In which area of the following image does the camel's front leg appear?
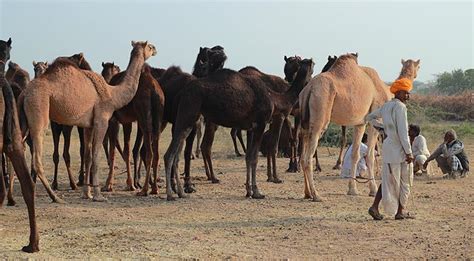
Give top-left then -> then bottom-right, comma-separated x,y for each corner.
90,120 -> 109,202
365,126 -> 379,196
62,125 -> 77,190
347,124 -> 366,196
266,115 -> 284,183
249,124 -> 266,199
102,120 -> 118,192
122,123 -> 135,191
200,121 -> 219,184
333,126 -> 346,170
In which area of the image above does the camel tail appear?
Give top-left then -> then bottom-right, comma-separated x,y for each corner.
16,93 -> 29,140
2,82 -> 17,145
300,87 -> 312,130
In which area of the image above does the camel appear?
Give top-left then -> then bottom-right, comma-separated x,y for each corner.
6,61 -> 30,98
33,61 -> 48,78
164,58 -> 314,200
0,37 -> 39,253
21,41 -> 157,202
285,55 -> 348,173
102,63 -> 164,196
298,53 -> 419,201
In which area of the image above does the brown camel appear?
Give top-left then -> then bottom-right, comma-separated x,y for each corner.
6,61 -> 30,98
164,58 -> 314,200
298,54 -> 419,201
102,63 -> 164,196
33,61 -> 48,78
21,41 -> 157,202
0,38 -> 39,253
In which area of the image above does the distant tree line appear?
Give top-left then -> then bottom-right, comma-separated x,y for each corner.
432,68 -> 473,95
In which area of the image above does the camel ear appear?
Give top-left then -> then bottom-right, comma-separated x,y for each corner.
112,62 -> 114,66
7,37 -> 11,47
401,59 -> 406,64
102,62 -> 105,67
32,61 -> 37,66
45,62 -> 48,66
415,59 -> 420,66
131,41 -> 137,47
284,55 -> 288,62
355,52 -> 359,58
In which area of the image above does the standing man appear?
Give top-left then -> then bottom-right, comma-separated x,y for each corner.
365,78 -> 414,220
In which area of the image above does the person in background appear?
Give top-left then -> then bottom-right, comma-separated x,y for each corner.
341,133 -> 369,179
408,124 -> 430,176
423,129 -> 469,179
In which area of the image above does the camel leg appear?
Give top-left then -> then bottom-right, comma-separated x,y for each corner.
81,128 -> 93,199
194,117 -> 202,159
287,116 -> 299,173
314,149 -> 322,172
132,127 -> 143,188
77,127 -> 85,186
365,126 -> 379,196
122,123 -> 135,191
30,126 -> 64,203
201,121 -> 219,184
90,120 -> 109,202
300,129 -> 324,202
237,129 -> 246,154
230,128 -> 243,157
6,159 -> 16,206
266,115 -> 285,183
333,126 -> 346,170
150,133 -> 160,195
348,124 -> 366,196
62,126 -> 77,190
50,122 -> 61,191
102,121 -> 119,192
249,124 -> 265,199
7,138 -> 39,252
0,155 -> 5,207
136,116 -> 153,196
245,130 -> 253,197
183,125 -> 197,193
164,130 -> 191,201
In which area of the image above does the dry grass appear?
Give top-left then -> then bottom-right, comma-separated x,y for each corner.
410,91 -> 474,121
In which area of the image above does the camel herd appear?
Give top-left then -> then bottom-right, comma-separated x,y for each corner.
0,37 -> 420,252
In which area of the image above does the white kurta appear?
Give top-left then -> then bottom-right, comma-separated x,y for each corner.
366,98 -> 413,215
412,135 -> 430,172
341,143 -> 368,178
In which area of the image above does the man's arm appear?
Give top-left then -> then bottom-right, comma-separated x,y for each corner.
395,104 -> 412,155
442,141 -> 464,157
426,143 -> 444,162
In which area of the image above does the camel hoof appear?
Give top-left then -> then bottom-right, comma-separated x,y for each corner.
211,178 -> 220,184
92,195 -> 108,202
347,189 -> 359,196
76,181 -> 84,187
251,193 -> 265,199
304,194 -> 312,199
136,190 -> 148,197
52,182 -> 58,191
101,186 -> 113,192
332,165 -> 341,170
166,195 -> 175,201
312,195 -> 324,202
368,191 -> 376,197
53,197 -> 66,204
184,185 -> 196,194
235,153 -> 243,157
315,166 -> 322,172
245,192 -> 252,198
178,193 -> 188,199
7,199 -> 16,206
70,183 -> 78,191
150,189 -> 158,195
266,177 -> 274,182
272,178 -> 283,184
22,243 -> 39,253
82,193 -> 92,200
126,185 -> 137,191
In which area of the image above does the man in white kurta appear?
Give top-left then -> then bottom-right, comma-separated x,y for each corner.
409,124 -> 430,174
366,78 -> 414,220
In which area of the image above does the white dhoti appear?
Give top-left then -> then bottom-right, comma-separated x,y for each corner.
381,162 -> 413,216
413,155 -> 427,173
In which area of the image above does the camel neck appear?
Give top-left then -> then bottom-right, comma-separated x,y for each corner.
398,69 -> 416,81
111,48 -> 144,109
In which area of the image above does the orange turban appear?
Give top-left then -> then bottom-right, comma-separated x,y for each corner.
390,78 -> 413,94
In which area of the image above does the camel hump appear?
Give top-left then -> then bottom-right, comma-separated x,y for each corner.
82,71 -> 112,100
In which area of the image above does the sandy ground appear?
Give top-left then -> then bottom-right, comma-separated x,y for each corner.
0,125 -> 472,259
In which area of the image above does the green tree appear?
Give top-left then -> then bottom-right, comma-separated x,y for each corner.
434,69 -> 474,95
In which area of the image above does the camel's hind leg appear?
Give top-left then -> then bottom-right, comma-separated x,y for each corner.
122,123 -> 135,191
6,159 -> 15,206
365,126 -> 379,196
50,122 -> 61,191
347,124 -> 366,196
30,126 -> 64,203
62,125 -> 77,190
300,129 -> 324,202
201,121 -> 219,184
333,126 -> 347,170
103,120 -> 119,192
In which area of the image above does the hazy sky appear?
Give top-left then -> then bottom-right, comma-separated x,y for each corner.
1,0 -> 472,82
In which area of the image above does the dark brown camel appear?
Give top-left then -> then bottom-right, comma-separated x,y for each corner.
284,55 -> 347,173
102,63 -> 164,196
164,58 -> 314,200
260,117 -> 292,158
155,46 -> 227,194
0,37 -> 39,253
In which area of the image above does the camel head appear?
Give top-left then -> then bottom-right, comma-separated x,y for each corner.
401,59 -> 421,79
131,41 -> 157,61
193,45 -> 227,77
321,55 -> 337,73
295,58 -> 315,86
33,61 -> 49,78
101,61 -> 121,82
0,37 -> 12,63
284,55 -> 302,83
8,61 -> 20,71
